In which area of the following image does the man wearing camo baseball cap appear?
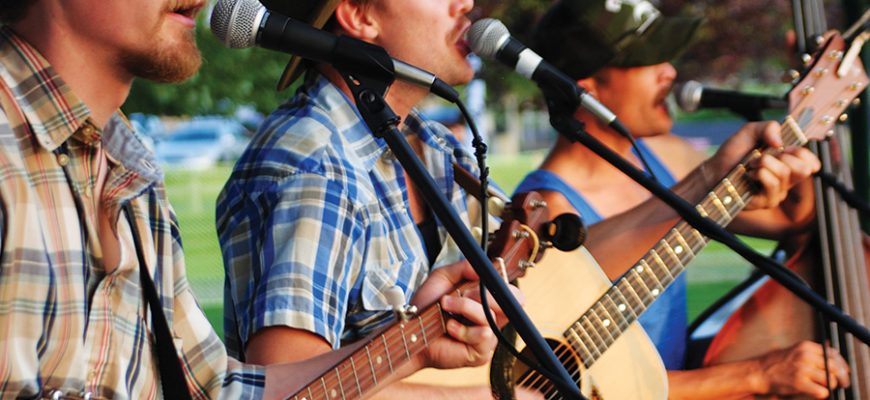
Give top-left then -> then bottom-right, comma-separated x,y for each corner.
516,0 -> 849,398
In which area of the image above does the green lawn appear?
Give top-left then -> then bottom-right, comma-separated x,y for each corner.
163,153 -> 764,337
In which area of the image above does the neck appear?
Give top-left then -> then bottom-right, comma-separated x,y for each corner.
322,67 -> 427,123
542,113 -> 636,179
10,21 -> 131,128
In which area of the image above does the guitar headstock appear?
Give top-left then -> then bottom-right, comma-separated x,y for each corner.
787,31 -> 869,143
487,192 -> 584,282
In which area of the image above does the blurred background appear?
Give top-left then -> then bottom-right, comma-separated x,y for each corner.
123,0 -> 867,335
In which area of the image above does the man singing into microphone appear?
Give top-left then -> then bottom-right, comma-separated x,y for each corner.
216,0 -> 829,398
516,0 -> 850,397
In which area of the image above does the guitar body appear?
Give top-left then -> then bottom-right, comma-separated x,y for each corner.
405,247 -> 667,399
511,247 -> 667,399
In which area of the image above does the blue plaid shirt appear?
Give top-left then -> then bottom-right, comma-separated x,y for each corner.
217,75 -> 481,357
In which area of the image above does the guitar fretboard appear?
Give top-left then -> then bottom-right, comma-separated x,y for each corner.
290,305 -> 447,400
564,117 -> 808,369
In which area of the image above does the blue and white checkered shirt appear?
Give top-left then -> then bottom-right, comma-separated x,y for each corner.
217,75 -> 481,358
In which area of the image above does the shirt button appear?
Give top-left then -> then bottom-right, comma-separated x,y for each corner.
434,137 -> 447,146
57,153 -> 70,166
81,125 -> 95,136
381,149 -> 394,162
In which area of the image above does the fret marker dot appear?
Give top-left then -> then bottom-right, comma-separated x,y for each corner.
651,289 -> 660,296
723,196 -> 733,205
636,265 -> 644,273
331,390 -> 338,398
410,334 -> 418,343
618,304 -> 627,312
674,245 -> 683,254
376,356 -> 382,364
603,319 -> 611,327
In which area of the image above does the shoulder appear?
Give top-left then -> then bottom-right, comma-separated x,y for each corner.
642,134 -> 706,180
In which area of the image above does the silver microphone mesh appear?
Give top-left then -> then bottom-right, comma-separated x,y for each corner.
674,80 -> 703,112
467,18 -> 509,59
210,0 -> 265,49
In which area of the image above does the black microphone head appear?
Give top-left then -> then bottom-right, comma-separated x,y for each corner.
210,0 -> 266,49
468,18 -> 510,59
673,80 -> 703,113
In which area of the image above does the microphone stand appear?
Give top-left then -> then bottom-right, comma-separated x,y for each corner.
547,110 -> 870,347
330,40 -> 584,400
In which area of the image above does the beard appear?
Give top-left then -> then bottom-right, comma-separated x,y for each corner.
121,28 -> 202,83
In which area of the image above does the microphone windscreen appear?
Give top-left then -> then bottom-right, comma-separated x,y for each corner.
468,18 -> 509,59
210,0 -> 262,48
673,80 -> 703,113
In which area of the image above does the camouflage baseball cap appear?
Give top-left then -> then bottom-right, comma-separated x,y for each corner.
262,0 -> 341,91
533,0 -> 702,79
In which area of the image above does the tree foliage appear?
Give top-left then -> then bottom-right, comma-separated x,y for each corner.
124,0 -> 849,116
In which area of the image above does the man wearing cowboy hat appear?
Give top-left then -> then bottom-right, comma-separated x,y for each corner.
516,0 -> 849,397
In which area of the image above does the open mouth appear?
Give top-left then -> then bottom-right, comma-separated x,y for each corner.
170,0 -> 204,19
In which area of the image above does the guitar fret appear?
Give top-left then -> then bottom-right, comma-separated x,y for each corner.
335,368 -> 346,400
612,286 -> 639,321
601,295 -> 627,332
400,324 -> 411,360
661,239 -> 685,273
566,327 -> 593,365
417,317 -> 429,346
365,345 -> 377,386
621,274 -> 645,312
579,316 -> 606,357
695,203 -> 709,218
721,178 -> 745,208
589,305 -> 615,347
649,248 -> 675,284
636,260 -> 662,295
689,227 -> 706,248
708,192 -> 731,224
321,377 -> 329,399
349,356 -> 362,396
670,229 -> 695,265
308,386 -> 314,400
381,336 -> 394,373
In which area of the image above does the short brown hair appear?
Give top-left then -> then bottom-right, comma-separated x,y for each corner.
0,1 -> 34,24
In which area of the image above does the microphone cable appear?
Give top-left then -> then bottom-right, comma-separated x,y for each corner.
449,97 -> 585,398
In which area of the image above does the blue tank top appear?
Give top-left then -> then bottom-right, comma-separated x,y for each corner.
515,139 -> 688,370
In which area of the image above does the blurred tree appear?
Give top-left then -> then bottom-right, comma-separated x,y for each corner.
124,19 -> 290,116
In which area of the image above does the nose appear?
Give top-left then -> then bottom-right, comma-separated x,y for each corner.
659,62 -> 677,83
451,0 -> 474,17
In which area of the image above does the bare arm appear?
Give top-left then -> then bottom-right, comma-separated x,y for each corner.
585,122 -> 820,279
668,341 -> 850,399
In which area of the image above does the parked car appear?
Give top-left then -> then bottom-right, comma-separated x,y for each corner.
155,119 -> 249,170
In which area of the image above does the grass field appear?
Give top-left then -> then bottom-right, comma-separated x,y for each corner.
163,151 -> 769,335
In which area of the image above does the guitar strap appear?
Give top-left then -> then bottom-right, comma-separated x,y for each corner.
124,203 -> 193,400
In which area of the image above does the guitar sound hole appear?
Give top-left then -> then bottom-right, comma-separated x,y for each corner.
514,339 -> 584,399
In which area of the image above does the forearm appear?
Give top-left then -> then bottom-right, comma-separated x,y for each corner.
668,360 -> 764,400
585,163 -> 712,279
371,382 -> 491,399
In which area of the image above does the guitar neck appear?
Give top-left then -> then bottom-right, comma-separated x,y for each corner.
565,117 -> 808,369
289,304 -> 448,400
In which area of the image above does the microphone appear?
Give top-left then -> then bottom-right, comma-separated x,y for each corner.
674,80 -> 788,120
210,0 -> 459,102
467,18 -> 627,135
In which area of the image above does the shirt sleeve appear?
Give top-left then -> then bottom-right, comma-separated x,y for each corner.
222,171 -> 368,349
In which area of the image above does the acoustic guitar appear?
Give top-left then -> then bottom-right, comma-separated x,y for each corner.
264,191 -> 567,399
490,30 -> 868,399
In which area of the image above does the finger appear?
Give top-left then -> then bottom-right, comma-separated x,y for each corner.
828,350 -> 851,387
446,319 -> 495,346
759,121 -> 784,148
776,152 -> 816,182
785,147 -> 821,173
751,167 -> 785,208
441,294 -> 490,327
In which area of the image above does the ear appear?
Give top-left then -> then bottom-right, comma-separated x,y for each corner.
577,77 -> 599,98
333,0 -> 379,41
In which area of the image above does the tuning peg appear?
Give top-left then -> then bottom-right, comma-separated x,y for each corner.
385,286 -> 417,322
543,213 -> 586,252
801,53 -> 813,66
839,114 -> 849,122
782,69 -> 800,83
487,196 -> 506,217
853,98 -> 862,107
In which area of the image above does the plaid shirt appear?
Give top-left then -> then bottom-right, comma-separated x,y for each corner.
0,27 -> 264,399
217,75 -> 481,357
